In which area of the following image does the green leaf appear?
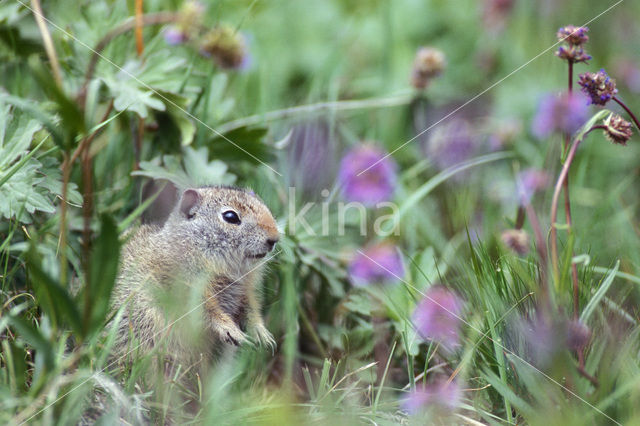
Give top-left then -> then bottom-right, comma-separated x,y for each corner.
0,94 -> 64,147
482,367 -> 537,419
343,293 -> 373,316
85,215 -> 121,336
84,78 -> 104,130
133,146 -> 236,189
7,315 -> 55,371
105,74 -> 165,119
0,102 -> 40,170
0,102 -> 78,222
573,109 -> 611,144
580,260 -> 619,323
28,251 -> 83,336
159,91 -> 196,146
208,126 -> 273,164
206,73 -> 235,121
182,146 -> 236,186
2,339 -> 27,393
398,152 -> 513,219
38,157 -> 83,206
411,246 -> 437,292
0,4 -> 44,57
133,156 -> 191,189
101,50 -> 188,119
29,56 -> 85,143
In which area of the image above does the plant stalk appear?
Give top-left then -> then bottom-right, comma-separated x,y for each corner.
514,206 -> 525,230
81,138 -> 93,335
31,0 -> 63,87
59,153 -> 70,286
577,350 -> 598,387
135,0 -> 145,56
79,102 -> 113,334
613,96 -> 640,131
550,127 -> 601,285
564,60 -> 580,319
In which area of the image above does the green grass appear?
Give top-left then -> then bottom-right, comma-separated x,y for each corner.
2,0 -> 640,424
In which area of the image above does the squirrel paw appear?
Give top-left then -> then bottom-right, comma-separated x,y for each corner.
213,322 -> 247,347
250,323 -> 276,353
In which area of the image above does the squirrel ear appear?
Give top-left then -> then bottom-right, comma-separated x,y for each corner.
179,189 -> 201,219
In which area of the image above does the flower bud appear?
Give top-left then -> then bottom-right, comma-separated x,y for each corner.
411,47 -> 446,89
555,25 -> 591,64
602,113 -> 633,145
556,25 -> 589,46
578,69 -> 618,106
200,25 -> 248,69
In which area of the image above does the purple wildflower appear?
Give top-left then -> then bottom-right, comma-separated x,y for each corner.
555,25 -> 591,64
516,168 -> 550,204
556,46 -> 591,64
427,119 -> 477,171
339,144 -> 397,206
556,25 -> 589,46
578,69 -> 618,106
566,320 -> 591,351
403,379 -> 462,415
602,113 -> 633,145
164,27 -> 188,45
412,286 -> 463,351
348,243 -> 404,287
532,93 -> 589,139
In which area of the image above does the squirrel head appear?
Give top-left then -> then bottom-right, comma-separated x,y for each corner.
162,186 -> 279,271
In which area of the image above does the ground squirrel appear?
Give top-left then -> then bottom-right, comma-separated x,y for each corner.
112,186 -> 279,368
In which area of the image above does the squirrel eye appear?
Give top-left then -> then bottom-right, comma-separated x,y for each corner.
222,210 -> 241,225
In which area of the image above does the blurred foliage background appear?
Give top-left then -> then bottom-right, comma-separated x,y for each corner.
1,0 -> 640,424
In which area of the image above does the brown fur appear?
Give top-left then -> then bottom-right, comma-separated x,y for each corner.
111,186 -> 279,369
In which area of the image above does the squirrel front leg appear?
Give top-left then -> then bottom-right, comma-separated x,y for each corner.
204,297 -> 247,346
245,286 -> 276,351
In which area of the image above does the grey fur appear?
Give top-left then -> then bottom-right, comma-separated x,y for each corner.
111,186 -> 279,369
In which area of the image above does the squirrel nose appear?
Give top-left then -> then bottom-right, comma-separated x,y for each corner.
266,238 -> 278,251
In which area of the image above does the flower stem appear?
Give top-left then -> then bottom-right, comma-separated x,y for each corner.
562,176 -> 580,318
568,61 -> 573,94
564,59 -> 580,319
515,206 -> 525,230
59,153 -> 70,286
80,101 -> 113,337
135,0 -> 145,56
613,96 -> 640,132
550,127 -> 599,287
577,350 -> 599,387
